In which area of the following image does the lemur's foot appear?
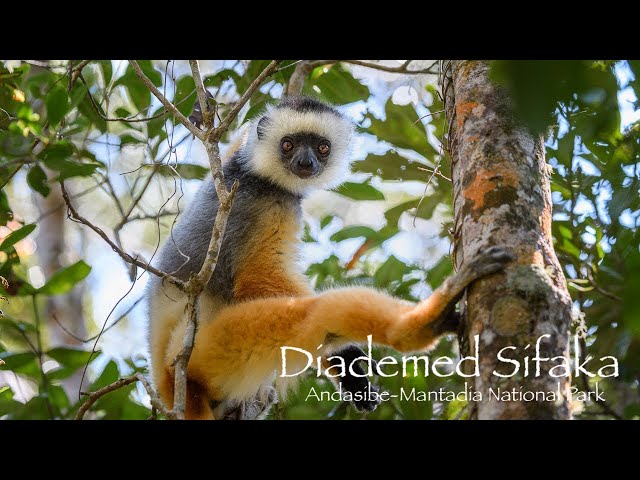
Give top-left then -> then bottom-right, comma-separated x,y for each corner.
352,383 -> 382,412
332,345 -> 382,413
459,246 -> 514,284
219,385 -> 277,420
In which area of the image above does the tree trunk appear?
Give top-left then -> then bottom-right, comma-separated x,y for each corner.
29,62 -> 87,398
444,60 -> 573,419
34,175 -> 88,397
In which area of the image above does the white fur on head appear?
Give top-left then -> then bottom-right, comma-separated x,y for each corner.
243,101 -> 354,195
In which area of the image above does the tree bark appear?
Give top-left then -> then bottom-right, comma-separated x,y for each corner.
34,176 -> 88,397
444,60 -> 573,419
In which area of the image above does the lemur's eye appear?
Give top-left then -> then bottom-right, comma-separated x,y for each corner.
281,138 -> 294,153
318,140 -> 331,156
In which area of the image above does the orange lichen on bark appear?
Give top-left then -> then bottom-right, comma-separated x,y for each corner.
456,101 -> 478,128
463,167 -> 521,211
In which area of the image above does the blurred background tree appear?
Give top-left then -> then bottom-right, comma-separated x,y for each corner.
0,59 -> 637,420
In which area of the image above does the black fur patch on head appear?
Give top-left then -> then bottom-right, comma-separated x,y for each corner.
257,116 -> 270,140
276,95 -> 343,117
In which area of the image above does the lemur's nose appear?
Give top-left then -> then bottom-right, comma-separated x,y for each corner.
298,156 -> 312,168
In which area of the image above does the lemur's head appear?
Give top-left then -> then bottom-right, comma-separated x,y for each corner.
244,96 -> 354,195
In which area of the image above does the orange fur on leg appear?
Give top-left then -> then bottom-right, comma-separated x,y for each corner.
185,285 -> 455,404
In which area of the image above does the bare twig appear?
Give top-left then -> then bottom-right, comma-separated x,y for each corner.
136,373 -> 175,419
127,210 -> 178,222
60,181 -> 185,290
69,60 -> 91,88
344,59 -> 439,75
285,61 -> 313,96
586,265 -> 622,302
74,373 -> 173,420
128,60 -> 203,139
75,375 -> 139,420
52,296 -> 143,344
189,60 -> 213,129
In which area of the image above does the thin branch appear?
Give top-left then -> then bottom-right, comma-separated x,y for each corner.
127,210 -> 178,223
52,296 -> 143,344
285,60 -> 313,96
128,60 -> 203,139
75,375 -> 138,420
189,60 -> 213,129
135,373 -> 175,419
60,181 -> 185,290
343,59 -> 439,75
116,166 -> 158,230
80,73 -> 197,124
69,60 -> 91,88
586,265 -> 622,302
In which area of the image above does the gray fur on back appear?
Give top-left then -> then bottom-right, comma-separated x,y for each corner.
148,150 -> 302,302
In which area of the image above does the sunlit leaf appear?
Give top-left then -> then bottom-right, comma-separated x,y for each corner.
0,224 -> 36,252
27,165 -> 50,197
334,182 -> 384,201
38,260 -> 91,295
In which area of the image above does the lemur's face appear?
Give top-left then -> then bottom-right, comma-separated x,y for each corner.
246,98 -> 354,196
278,132 -> 331,179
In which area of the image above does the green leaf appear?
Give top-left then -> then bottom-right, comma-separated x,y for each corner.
39,142 -> 100,180
0,224 -> 36,252
305,64 -> 370,105
116,61 -> 161,112
76,93 -> 107,133
115,107 -> 131,118
147,106 -> 167,139
204,68 -> 241,88
384,192 -> 445,227
320,215 -> 334,229
67,84 -> 87,112
120,133 -> 144,146
330,226 -> 377,242
156,163 -> 209,180
27,165 -> 50,197
99,60 -> 113,85
47,348 -> 97,380
38,260 -> 91,295
173,76 -> 197,118
427,256 -> 453,289
354,150 -> 432,182
0,386 -> 22,417
364,99 -> 436,159
46,87 -> 69,127
334,182 -> 384,201
245,95 -> 277,123
375,255 -> 410,288
0,191 -> 12,225
307,255 -> 345,286
0,351 -> 38,376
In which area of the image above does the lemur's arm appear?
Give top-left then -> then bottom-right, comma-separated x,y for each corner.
170,246 -> 512,417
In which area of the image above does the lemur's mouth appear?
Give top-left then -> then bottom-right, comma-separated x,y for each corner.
291,168 -> 318,179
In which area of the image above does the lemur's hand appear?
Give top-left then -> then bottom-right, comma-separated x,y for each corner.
458,246 -> 514,284
429,246 -> 514,337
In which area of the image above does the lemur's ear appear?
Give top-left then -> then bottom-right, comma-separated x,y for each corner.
257,116 -> 270,140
